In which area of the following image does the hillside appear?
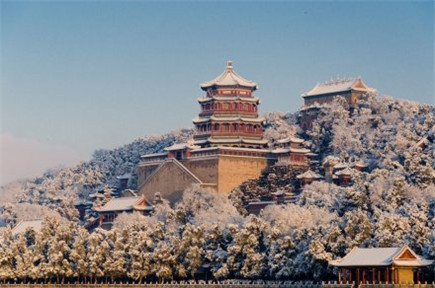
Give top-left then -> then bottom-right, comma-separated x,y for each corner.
0,93 -> 434,282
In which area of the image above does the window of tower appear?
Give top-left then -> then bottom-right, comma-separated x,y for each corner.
253,104 -> 257,112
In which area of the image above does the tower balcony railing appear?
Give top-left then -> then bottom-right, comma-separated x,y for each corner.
194,130 -> 263,137
199,110 -> 258,117
207,89 -> 253,97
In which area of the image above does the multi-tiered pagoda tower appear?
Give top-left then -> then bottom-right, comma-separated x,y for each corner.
137,61 -> 271,204
193,61 -> 267,148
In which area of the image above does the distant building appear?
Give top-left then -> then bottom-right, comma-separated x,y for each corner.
95,196 -> 153,229
330,246 -> 433,284
299,78 -> 375,130
296,170 -> 323,186
271,136 -> 311,166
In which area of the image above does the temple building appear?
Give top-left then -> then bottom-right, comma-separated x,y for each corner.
330,246 -> 433,284
299,78 -> 375,130
95,196 -> 153,229
193,60 -> 268,148
271,136 -> 311,166
138,61 -> 273,204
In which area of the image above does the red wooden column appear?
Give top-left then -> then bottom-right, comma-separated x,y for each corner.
339,269 -> 342,284
385,267 -> 390,283
372,268 -> 376,283
357,268 -> 360,285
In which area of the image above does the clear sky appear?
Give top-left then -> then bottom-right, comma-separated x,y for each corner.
1,1 -> 434,185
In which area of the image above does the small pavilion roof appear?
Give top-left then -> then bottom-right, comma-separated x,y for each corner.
330,246 -> 433,267
200,61 -> 258,91
96,196 -> 152,213
335,166 -> 354,176
296,170 -> 323,180
12,219 -> 43,236
302,78 -> 372,98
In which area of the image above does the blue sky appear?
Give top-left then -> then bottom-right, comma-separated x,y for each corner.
1,1 -> 434,184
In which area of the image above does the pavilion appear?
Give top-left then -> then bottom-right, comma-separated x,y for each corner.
330,246 -> 433,284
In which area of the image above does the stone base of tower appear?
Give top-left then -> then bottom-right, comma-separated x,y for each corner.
137,147 -> 271,205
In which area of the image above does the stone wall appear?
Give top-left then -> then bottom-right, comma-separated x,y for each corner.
138,160 -> 201,204
182,157 -> 219,184
218,155 -> 268,193
137,163 -> 161,190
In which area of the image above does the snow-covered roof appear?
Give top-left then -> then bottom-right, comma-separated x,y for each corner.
353,160 -> 368,168
302,78 -> 372,98
322,156 -> 341,166
296,170 -> 323,179
198,96 -> 260,103
116,173 -> 131,180
200,61 -> 258,90
335,167 -> 354,176
330,246 -> 433,267
192,116 -> 265,124
208,138 -> 242,144
333,163 -> 348,170
191,145 -> 269,153
165,143 -> 189,151
271,147 -> 311,154
12,219 -> 43,236
277,136 -> 304,144
141,152 -> 168,159
242,138 -> 268,145
96,196 -> 151,213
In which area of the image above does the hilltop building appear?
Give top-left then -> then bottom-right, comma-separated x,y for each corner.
299,78 -> 374,130
137,61 -> 273,204
137,61 -> 314,205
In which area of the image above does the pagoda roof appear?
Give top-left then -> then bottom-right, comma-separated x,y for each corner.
200,61 -> 258,91
271,147 -> 311,154
192,116 -> 265,124
242,138 -> 268,145
302,78 -> 373,98
330,246 -> 433,267
198,96 -> 260,103
205,137 -> 268,145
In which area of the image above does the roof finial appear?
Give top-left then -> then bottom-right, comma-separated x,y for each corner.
226,60 -> 233,71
